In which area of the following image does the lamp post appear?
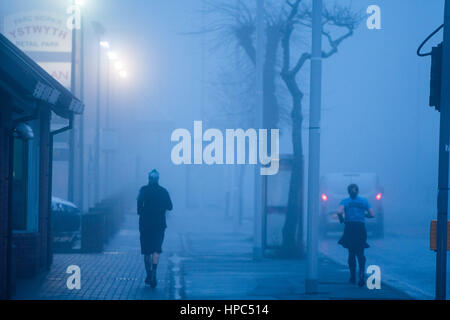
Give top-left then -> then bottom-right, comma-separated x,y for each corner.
78,2 -> 85,211
90,21 -> 128,203
92,21 -> 106,203
106,59 -> 128,196
305,0 -> 323,294
69,0 -> 85,204
95,38 -> 127,200
253,0 -> 264,260
105,53 -> 118,197
105,54 -> 114,197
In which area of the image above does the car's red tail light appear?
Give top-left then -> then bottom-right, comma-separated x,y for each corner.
376,193 -> 382,201
321,194 -> 327,202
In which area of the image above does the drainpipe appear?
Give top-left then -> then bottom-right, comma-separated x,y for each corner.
47,114 -> 74,268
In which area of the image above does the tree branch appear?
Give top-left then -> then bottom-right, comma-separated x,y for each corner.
320,3 -> 362,59
281,0 -> 303,77
234,24 -> 256,65
291,52 -> 311,75
321,28 -> 353,58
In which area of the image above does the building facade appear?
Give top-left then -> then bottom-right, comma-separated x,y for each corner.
0,33 -> 83,299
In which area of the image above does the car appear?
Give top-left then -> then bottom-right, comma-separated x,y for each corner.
319,172 -> 384,238
51,197 -> 81,248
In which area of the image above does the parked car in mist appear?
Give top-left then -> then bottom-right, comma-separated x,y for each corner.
51,197 -> 81,248
319,172 -> 384,238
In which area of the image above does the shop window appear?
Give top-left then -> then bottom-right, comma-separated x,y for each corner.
12,119 -> 40,232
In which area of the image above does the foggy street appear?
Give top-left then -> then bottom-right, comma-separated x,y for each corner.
1,0 -> 450,305
14,206 -> 411,300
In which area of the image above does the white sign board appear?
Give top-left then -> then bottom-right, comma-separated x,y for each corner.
3,11 -> 72,52
38,62 -> 71,89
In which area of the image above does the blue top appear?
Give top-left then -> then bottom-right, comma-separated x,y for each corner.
339,196 -> 371,223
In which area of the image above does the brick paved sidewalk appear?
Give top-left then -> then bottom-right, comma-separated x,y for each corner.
13,213 -> 179,300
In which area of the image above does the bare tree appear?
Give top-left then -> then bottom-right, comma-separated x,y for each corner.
201,0 -> 286,129
280,0 -> 361,255
199,0 -> 286,230
200,0 -> 362,256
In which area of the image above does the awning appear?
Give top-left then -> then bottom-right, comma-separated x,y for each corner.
0,33 -> 84,119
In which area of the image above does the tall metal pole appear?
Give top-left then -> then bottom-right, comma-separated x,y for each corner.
305,0 -> 322,294
69,1 -> 84,207
435,0 -> 450,301
95,40 -> 101,203
253,0 -> 264,260
68,0 -> 77,202
78,10 -> 85,211
106,60 -> 111,129
104,58 -> 110,197
200,1 -> 206,120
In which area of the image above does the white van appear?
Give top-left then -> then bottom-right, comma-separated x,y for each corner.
319,172 -> 384,237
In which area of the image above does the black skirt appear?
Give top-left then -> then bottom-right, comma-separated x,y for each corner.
139,220 -> 166,255
338,221 -> 370,251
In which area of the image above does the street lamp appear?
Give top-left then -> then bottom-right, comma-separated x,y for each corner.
68,0 -> 86,207
92,32 -> 130,200
104,48 -> 126,197
118,70 -> 128,79
114,60 -> 124,71
92,21 -> 106,204
100,40 -> 110,49
108,51 -> 119,60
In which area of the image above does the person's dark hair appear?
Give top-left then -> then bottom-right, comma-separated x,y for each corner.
347,183 -> 359,199
148,169 -> 159,185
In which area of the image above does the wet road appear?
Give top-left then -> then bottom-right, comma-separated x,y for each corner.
319,224 -> 450,299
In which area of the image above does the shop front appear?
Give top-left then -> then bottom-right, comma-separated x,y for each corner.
0,33 -> 83,299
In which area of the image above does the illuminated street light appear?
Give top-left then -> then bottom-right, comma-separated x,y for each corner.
114,61 -> 125,71
100,41 -> 110,49
108,51 -> 119,60
118,70 -> 128,78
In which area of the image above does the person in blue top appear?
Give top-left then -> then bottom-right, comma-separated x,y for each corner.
337,184 -> 375,287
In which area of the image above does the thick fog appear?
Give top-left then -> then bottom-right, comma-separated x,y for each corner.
2,0 -> 444,228
2,0 -> 448,299
2,0 -> 444,224
321,0 -> 442,230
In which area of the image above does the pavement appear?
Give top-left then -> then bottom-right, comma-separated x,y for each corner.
320,226 -> 450,300
14,212 -> 173,300
13,208 -> 412,300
